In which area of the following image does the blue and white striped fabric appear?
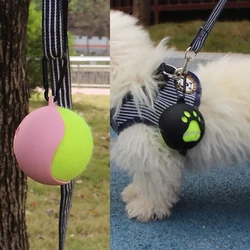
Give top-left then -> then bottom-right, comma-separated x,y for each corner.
189,0 -> 227,53
111,64 -> 202,134
42,1 -> 74,250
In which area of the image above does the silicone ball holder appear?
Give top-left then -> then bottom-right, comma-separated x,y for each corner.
14,96 -> 69,185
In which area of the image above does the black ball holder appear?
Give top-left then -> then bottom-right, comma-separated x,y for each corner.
159,102 -> 205,151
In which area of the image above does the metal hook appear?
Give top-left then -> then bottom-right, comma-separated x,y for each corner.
185,46 -> 196,61
174,47 -> 197,79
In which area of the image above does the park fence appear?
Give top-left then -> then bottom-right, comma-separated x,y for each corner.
70,56 -> 110,88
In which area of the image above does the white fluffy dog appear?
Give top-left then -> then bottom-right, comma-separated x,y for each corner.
110,10 -> 250,222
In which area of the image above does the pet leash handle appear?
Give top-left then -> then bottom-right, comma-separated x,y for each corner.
174,47 -> 196,77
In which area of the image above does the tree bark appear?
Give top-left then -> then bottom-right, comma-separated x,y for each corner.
0,0 -> 30,249
133,0 -> 151,26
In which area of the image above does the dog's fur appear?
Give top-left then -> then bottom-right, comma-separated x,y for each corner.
110,10 -> 250,222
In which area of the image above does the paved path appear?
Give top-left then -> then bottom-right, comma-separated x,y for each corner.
111,128 -> 250,250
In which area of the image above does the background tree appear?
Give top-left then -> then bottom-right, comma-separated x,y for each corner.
68,0 -> 110,38
0,0 -> 30,249
133,0 -> 151,26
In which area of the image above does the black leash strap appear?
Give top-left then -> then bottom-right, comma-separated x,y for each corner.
189,0 -> 227,54
42,0 -> 74,249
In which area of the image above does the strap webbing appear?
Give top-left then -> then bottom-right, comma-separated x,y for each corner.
59,181 -> 74,250
42,0 -> 74,249
189,0 -> 227,53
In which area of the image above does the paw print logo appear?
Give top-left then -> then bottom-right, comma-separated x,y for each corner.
181,110 -> 202,142
159,103 -> 205,151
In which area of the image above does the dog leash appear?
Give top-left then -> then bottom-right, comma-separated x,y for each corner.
177,0 -> 228,75
42,0 -> 74,249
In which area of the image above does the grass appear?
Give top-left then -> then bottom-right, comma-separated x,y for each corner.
147,20 -> 250,54
26,93 -> 110,250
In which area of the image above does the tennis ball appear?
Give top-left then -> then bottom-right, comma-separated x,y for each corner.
13,98 -> 93,185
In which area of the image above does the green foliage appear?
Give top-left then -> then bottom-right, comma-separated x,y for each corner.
32,0 -> 42,10
26,2 -> 43,89
27,2 -> 43,57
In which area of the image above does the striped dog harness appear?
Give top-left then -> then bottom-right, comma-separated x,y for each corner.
111,63 -> 202,134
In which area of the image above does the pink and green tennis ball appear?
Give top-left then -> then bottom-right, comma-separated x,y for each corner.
13,98 -> 93,185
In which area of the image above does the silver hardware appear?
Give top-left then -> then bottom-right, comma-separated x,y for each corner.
174,47 -> 197,81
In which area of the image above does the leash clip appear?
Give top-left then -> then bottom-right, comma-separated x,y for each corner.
185,46 -> 196,61
174,47 -> 196,80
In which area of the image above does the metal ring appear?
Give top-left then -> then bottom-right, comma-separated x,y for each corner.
185,47 -> 196,61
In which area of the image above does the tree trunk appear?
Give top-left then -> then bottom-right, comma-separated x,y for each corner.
0,0 -> 30,249
133,0 -> 151,26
